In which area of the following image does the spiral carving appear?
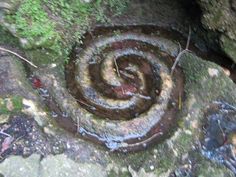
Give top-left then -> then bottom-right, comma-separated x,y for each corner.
62,28 -> 184,151
70,33 -> 174,120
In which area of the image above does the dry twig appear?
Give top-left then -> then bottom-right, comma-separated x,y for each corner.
0,46 -> 38,68
171,27 -> 192,75
114,58 -> 120,77
0,131 -> 12,137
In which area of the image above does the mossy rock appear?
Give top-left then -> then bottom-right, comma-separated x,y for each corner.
220,35 -> 236,63
196,0 -> 236,63
1,0 -> 130,66
0,95 -> 23,114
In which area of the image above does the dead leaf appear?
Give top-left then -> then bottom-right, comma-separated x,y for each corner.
1,136 -> 14,154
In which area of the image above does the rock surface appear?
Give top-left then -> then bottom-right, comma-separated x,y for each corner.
0,0 -> 236,176
0,52 -> 235,177
197,0 -> 236,63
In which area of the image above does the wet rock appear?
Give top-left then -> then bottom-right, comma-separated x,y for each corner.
0,154 -> 106,177
0,54 -> 50,127
0,55 -> 37,100
40,154 -> 106,177
0,115 -> 67,159
0,114 -> 9,124
0,154 -> 41,177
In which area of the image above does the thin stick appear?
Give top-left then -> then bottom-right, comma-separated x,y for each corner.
186,26 -> 191,49
126,92 -> 151,100
114,58 -> 120,77
217,119 -> 226,140
0,46 -> 38,68
171,49 -> 190,75
178,92 -> 182,110
0,131 -> 12,137
76,99 -> 96,110
178,42 -> 182,52
77,116 -> 80,132
171,27 -> 192,75
230,145 -> 236,160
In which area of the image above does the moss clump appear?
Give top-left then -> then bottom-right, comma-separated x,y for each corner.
179,53 -> 236,103
6,0 -> 61,51
3,0 -> 129,65
0,96 -> 23,114
44,0 -> 129,43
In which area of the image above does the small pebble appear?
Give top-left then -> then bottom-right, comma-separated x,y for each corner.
150,165 -> 154,170
208,68 -> 219,77
62,112 -> 69,118
51,112 -> 58,118
222,67 -> 230,76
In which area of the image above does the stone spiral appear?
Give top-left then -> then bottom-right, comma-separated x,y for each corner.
34,27 -> 184,151
63,29 -> 184,151
69,33 -> 174,120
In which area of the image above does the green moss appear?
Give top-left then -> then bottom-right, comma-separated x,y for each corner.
176,133 -> 192,151
11,95 -> 23,110
179,53 -> 236,103
3,0 -> 129,65
0,96 -> 23,114
44,0 -> 129,42
155,153 -> 176,175
6,0 -> 60,50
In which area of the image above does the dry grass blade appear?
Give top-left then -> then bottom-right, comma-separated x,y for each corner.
0,46 -> 38,68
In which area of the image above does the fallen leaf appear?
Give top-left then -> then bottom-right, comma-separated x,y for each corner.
1,136 -> 14,153
32,77 -> 42,88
